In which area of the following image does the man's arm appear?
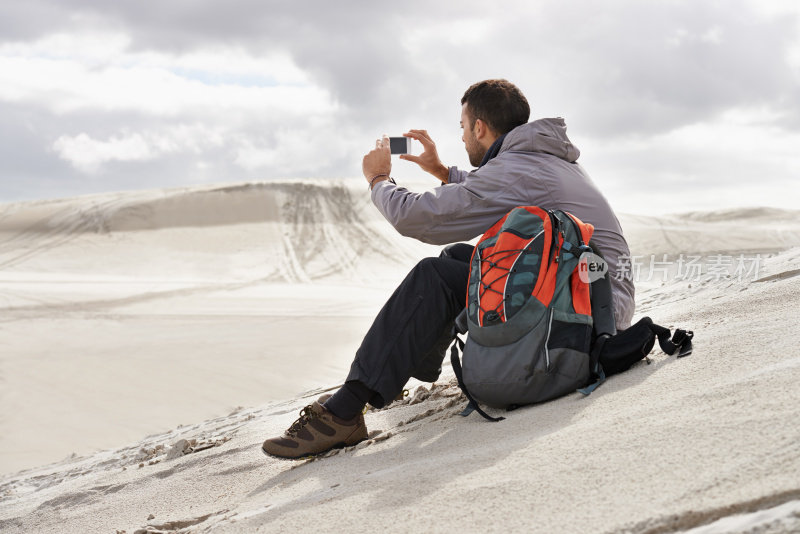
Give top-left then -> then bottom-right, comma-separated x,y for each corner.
370,178 -> 489,245
362,130 -> 468,187
362,130 -> 505,244
362,136 -> 393,189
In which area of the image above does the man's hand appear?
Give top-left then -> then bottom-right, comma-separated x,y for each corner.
400,130 -> 449,184
363,136 -> 391,187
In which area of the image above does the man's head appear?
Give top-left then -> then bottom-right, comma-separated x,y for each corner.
460,79 -> 530,166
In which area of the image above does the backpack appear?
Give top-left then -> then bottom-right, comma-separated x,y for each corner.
449,206 -> 693,421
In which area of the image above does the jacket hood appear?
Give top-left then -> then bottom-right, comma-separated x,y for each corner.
500,118 -> 580,163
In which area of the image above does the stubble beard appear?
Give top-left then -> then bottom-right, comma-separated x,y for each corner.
466,138 -> 486,167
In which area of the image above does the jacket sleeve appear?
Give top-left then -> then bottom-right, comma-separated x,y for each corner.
370,154 -> 556,245
370,161 -> 525,245
447,167 -> 469,184
370,179 -> 489,245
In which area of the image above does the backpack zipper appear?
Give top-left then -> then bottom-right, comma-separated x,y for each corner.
546,210 -> 561,265
544,307 -> 554,371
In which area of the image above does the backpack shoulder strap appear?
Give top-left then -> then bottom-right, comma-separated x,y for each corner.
647,320 -> 694,357
449,335 -> 505,422
588,241 -> 617,338
579,241 -> 616,394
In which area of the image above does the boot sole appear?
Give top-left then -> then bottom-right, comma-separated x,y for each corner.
261,436 -> 366,460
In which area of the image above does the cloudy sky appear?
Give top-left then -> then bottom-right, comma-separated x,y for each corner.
1,0 -> 798,214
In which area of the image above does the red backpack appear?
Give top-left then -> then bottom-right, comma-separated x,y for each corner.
450,206 -> 693,421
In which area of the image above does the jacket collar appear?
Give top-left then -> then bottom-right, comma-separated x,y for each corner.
479,133 -> 507,167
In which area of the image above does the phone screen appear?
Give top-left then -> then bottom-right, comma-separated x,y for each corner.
389,137 -> 409,154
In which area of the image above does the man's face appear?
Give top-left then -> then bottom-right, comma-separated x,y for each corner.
460,104 -> 485,167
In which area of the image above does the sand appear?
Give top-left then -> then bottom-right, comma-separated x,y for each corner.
0,180 -> 798,533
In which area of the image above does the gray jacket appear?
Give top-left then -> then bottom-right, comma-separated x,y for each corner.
371,118 -> 635,329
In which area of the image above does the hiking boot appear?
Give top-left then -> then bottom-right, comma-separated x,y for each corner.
262,395 -> 368,459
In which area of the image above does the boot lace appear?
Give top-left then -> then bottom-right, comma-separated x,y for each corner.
286,405 -> 321,436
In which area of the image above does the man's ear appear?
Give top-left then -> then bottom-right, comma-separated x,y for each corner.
473,118 -> 487,140
474,119 -> 497,146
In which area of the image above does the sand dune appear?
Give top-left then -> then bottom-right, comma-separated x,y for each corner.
0,180 -> 439,283
1,179 -> 799,533
622,207 -> 800,258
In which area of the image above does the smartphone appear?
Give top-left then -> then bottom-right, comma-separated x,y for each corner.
389,136 -> 412,155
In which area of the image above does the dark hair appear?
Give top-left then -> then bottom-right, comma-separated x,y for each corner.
461,79 -> 530,134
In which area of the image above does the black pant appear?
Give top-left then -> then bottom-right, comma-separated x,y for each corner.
344,243 -> 473,408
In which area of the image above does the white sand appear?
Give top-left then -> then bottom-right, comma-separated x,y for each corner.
1,180 -> 799,533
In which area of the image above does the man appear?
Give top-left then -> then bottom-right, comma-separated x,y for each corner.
262,79 -> 635,459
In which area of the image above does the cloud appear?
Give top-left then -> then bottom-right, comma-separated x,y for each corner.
0,34 -> 335,117
0,0 -> 798,213
580,105 -> 800,213
6,2 -> 796,131
473,1 -> 800,137
52,124 -> 227,173
53,132 -> 158,173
